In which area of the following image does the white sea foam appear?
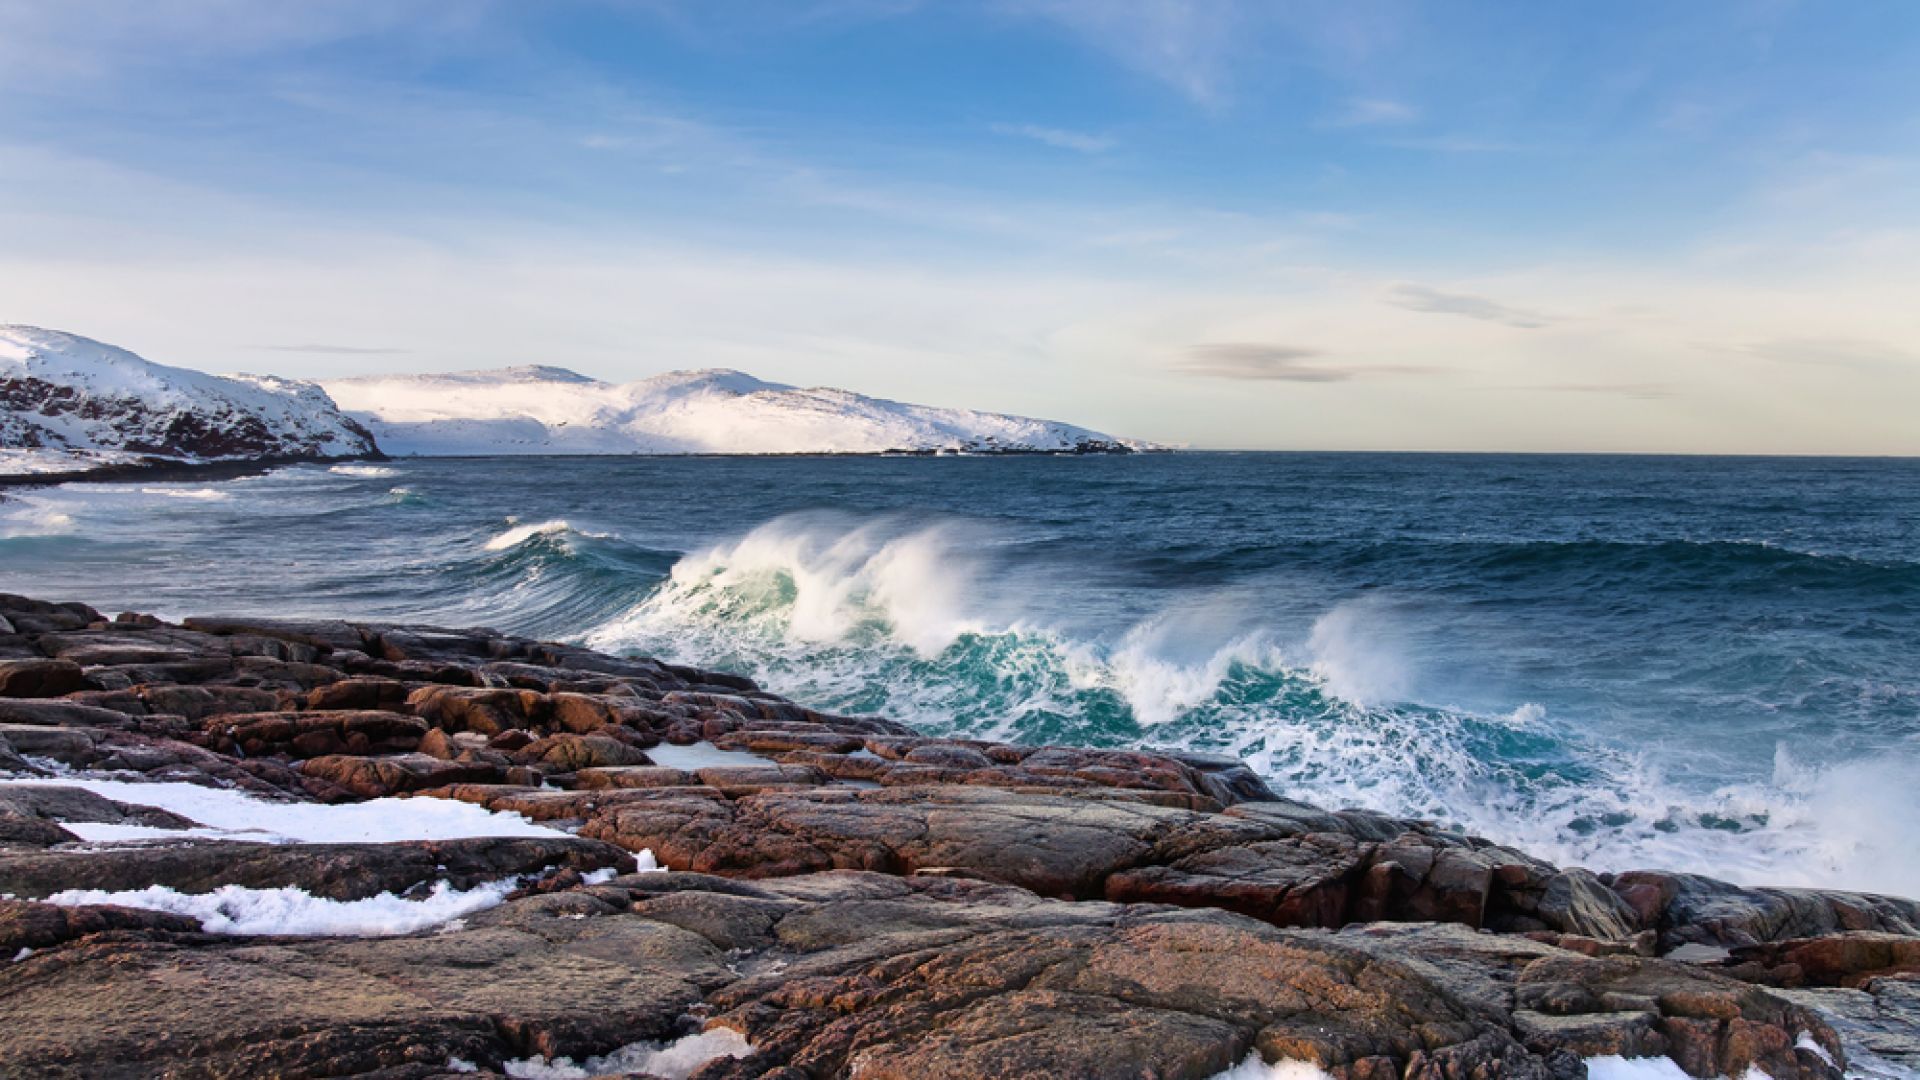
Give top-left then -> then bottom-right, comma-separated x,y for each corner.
137,486 -> 229,500
1206,1053 -> 1336,1080
590,513 -> 987,658
43,879 -> 516,936
0,777 -> 569,844
503,1028 -> 753,1079
484,518 -> 612,552
329,464 -> 399,478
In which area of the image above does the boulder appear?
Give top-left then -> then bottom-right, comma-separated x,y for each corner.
0,658 -> 83,698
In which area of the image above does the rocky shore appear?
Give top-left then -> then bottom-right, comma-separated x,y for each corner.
0,593 -> 1914,1079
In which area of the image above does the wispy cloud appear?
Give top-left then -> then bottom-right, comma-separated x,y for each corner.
1724,336 -> 1916,369
1328,97 -> 1416,127
990,122 -> 1116,153
1000,0 -> 1244,106
1379,135 -> 1521,154
1387,284 -> 1551,329
1533,382 -> 1674,400
1174,343 -> 1428,382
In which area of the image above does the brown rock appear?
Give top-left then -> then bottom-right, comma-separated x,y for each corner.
0,658 -> 83,698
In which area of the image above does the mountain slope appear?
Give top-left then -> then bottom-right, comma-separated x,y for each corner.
1,326 -> 378,477
320,366 -> 1138,456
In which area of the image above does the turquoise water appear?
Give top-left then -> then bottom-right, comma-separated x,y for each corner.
4,453 -> 1917,894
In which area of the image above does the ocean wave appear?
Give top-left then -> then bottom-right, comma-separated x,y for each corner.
329,464 -> 400,478
137,486 -> 230,500
582,512 -> 1920,896
483,518 -> 616,553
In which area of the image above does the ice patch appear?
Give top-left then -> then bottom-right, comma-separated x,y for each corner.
644,742 -> 768,771
502,1028 -> 753,1079
1793,1033 -> 1836,1069
43,879 -> 518,936
0,778 -> 569,843
1207,1053 -> 1336,1080
1583,1056 -> 1782,1080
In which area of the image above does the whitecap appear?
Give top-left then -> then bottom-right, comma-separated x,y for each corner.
329,464 -> 399,478
484,518 -> 613,552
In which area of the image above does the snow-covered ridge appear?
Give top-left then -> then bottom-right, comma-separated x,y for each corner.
1,325 -> 377,476
320,365 -> 1141,456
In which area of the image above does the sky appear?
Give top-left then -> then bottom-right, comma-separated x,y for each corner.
1,1 -> 1917,453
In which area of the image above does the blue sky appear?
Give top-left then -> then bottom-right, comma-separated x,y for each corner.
2,0 -> 1917,452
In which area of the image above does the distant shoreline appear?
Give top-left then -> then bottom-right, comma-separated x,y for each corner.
0,444 -> 1151,493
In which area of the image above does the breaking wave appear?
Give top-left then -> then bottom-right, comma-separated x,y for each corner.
584,511 -> 1920,896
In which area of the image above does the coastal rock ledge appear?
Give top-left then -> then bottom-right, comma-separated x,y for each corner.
0,592 -> 1913,1079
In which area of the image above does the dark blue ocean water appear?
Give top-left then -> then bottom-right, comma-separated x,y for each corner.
5,453 -> 1917,893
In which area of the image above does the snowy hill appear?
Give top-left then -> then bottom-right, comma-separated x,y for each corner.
1,326 -> 378,477
320,366 -> 1137,456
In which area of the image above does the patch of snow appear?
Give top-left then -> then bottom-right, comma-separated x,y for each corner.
11,947 -> 32,962
503,1028 -> 753,1079
633,848 -> 662,872
1206,1053 -> 1336,1080
445,1058 -> 480,1074
0,777 -> 570,843
1583,1057 -> 1781,1080
43,879 -> 518,936
320,364 -> 1143,456
1794,1033 -> 1837,1069
1,325 -> 376,468
645,742 -> 768,770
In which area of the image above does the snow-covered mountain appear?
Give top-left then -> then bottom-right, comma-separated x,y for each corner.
1,326 -> 377,477
319,365 -> 1137,456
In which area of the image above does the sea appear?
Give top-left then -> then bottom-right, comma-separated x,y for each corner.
4,453 -> 1917,896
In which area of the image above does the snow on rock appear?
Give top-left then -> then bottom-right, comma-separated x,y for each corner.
502,1028 -> 754,1080
1,325 -> 377,474
0,777 -> 570,843
1206,1054 -> 1336,1080
321,364 -> 1142,456
43,879 -> 519,936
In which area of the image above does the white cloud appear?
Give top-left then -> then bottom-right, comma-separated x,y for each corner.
1329,97 -> 1417,127
990,122 -> 1117,153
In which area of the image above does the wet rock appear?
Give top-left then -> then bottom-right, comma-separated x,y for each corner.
299,752 -> 506,798
1724,932 -> 1920,988
0,834 -> 627,901
203,710 -> 429,758
517,732 -> 653,771
1614,871 -> 1920,950
1513,952 -> 1843,1079
575,764 -> 698,789
0,697 -> 137,729
0,898 -> 203,954
0,658 -> 83,698
182,614 -> 367,653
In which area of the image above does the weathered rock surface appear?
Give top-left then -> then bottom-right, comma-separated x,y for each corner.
0,593 -> 1908,1078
